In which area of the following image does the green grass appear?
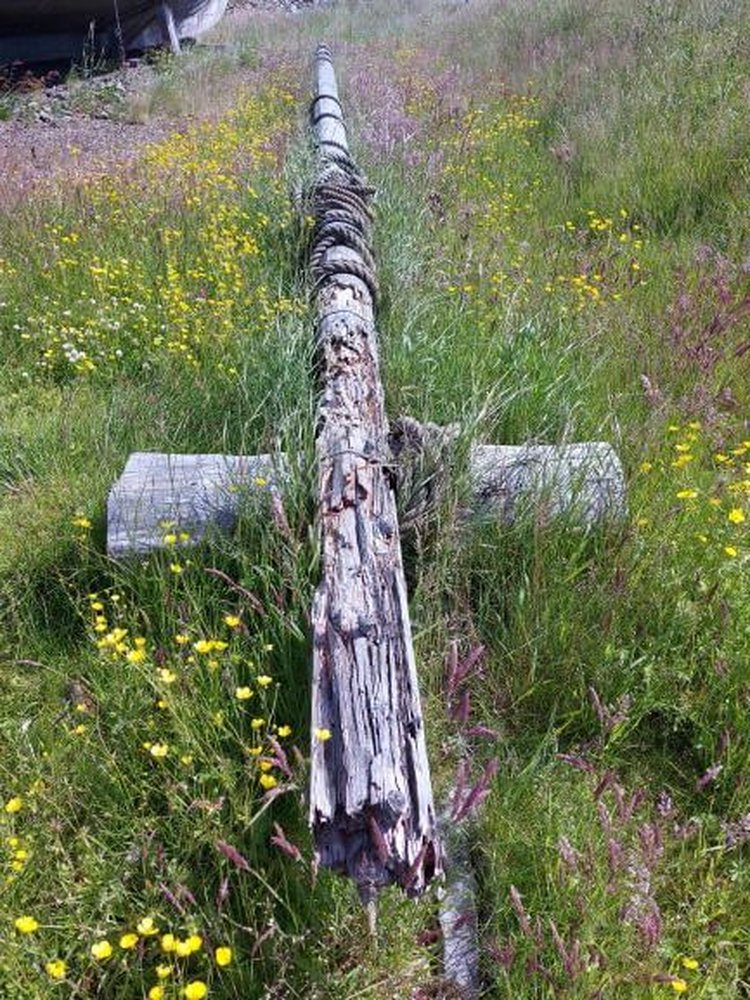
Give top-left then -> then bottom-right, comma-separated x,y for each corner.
1,0 -> 750,996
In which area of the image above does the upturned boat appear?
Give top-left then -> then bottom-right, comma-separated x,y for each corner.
0,0 -> 229,62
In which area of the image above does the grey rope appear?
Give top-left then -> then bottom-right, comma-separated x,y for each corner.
309,83 -> 379,302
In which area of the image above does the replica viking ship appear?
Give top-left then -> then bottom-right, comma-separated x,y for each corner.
0,0 -> 229,62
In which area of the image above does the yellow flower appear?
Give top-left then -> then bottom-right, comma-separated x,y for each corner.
163,533 -> 178,545
256,675 -> 273,688
224,614 -> 241,628
137,916 -> 159,936
251,717 -> 265,729
170,563 -> 184,575
175,634 -> 190,645
119,932 -> 139,949
4,796 -> 23,814
45,959 -> 67,980
185,934 -> 203,954
156,963 -> 173,979
149,988 -> 165,1000
194,640 -> 212,654
724,546 -> 738,558
91,940 -> 113,960
259,773 -> 278,790
639,461 -> 653,473
126,648 -> 146,664
314,728 -> 332,742
277,725 -> 292,738
14,915 -> 39,934
728,508 -> 746,524
671,979 -> 688,993
215,945 -> 232,967
676,489 -> 698,500
158,668 -> 178,684
150,743 -> 169,759
175,934 -> 202,957
235,687 -> 253,700
183,983 -> 208,1000
681,957 -> 699,970
161,933 -> 176,952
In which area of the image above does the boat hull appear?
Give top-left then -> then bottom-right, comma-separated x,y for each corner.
0,0 -> 228,62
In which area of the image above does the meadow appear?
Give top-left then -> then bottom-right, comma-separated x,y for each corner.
1,0 -> 749,996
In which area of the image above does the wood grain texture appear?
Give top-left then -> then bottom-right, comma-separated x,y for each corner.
471,442 -> 626,524
307,45 -> 440,901
439,815 -> 480,1000
106,451 -> 279,557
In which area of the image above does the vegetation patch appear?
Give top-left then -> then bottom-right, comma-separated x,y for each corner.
1,0 -> 749,997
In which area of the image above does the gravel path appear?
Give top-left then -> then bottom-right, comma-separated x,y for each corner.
0,111 -> 177,210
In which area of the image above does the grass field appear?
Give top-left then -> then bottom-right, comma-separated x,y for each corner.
1,0 -> 749,996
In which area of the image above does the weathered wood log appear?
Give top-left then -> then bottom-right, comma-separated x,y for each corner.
439,815 -> 480,1000
307,45 -> 440,902
107,441 -> 625,556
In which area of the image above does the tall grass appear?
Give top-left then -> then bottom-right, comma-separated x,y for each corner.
1,0 -> 749,996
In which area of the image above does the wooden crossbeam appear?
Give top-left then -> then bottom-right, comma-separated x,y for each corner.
107,442 -> 625,556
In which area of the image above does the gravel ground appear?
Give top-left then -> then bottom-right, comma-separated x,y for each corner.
0,111 -> 178,210
0,3 -> 310,211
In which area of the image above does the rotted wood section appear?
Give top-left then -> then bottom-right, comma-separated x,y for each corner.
307,45 -> 440,901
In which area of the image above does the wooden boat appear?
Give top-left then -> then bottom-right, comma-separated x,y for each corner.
0,0 -> 229,62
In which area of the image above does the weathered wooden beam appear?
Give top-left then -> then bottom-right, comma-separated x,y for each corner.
106,441 -> 625,556
439,816 -> 480,1000
471,441 -> 626,525
307,45 -> 440,902
106,451 -> 280,557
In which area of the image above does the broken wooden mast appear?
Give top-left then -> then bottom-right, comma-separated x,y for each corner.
307,44 -> 440,901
